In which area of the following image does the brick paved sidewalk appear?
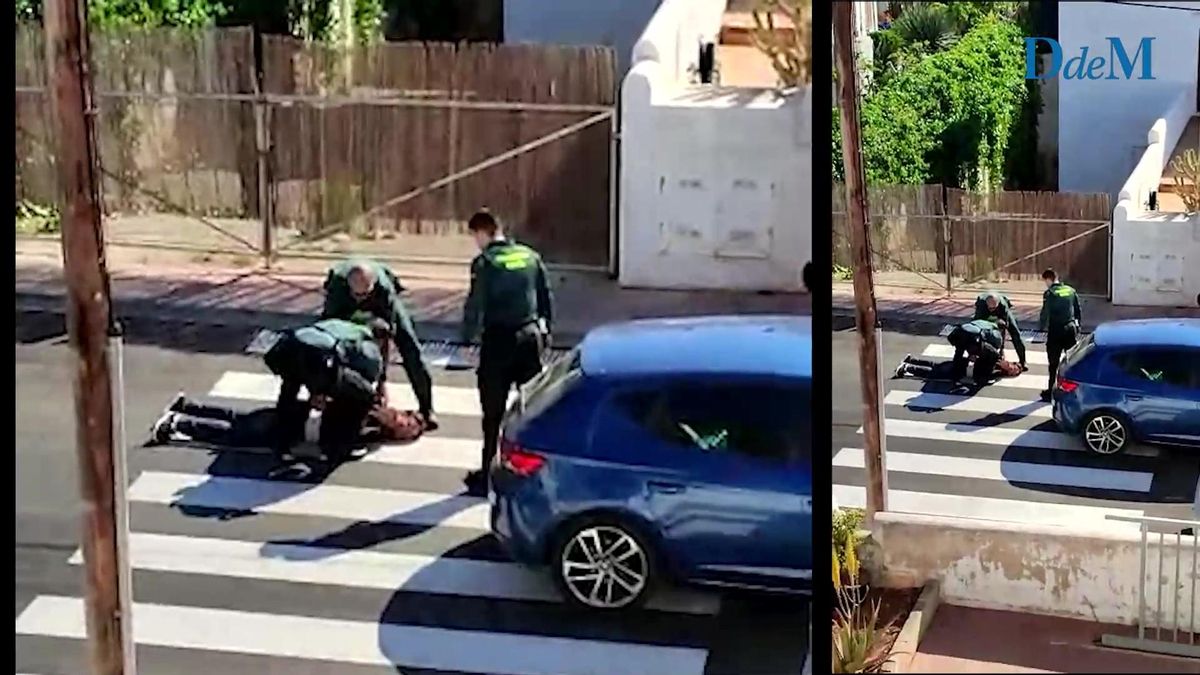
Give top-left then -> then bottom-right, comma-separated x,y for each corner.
833,282 -> 1199,332
15,257 -> 809,346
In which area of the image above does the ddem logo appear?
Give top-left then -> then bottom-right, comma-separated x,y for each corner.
1024,37 -> 1154,80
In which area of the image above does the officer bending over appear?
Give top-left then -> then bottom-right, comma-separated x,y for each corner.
323,258 -> 437,429
974,290 -> 1027,371
461,209 -> 553,497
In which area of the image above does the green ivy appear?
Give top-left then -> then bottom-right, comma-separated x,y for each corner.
834,17 -> 1027,190
88,0 -> 231,30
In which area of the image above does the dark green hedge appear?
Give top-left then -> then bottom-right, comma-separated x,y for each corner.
833,17 -> 1028,190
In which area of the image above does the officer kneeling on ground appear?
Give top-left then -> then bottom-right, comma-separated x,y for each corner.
460,209 -> 553,497
262,318 -> 389,479
322,257 -> 437,430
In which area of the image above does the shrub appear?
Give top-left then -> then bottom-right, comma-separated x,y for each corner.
834,17 -> 1028,190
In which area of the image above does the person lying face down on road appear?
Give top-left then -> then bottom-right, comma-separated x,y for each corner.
148,395 -> 426,457
895,318 -> 1019,391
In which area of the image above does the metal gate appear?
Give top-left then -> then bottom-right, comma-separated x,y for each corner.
1102,514 -> 1200,659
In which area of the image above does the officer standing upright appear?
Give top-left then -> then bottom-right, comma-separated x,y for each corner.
322,258 -> 437,429
461,209 -> 553,496
973,290 -> 1027,371
1038,268 -> 1082,402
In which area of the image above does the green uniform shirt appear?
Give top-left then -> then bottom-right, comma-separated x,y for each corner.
462,239 -> 553,343
959,318 -> 1004,354
973,291 -> 1027,365
293,319 -> 383,383
321,257 -> 422,355
1039,282 -> 1082,333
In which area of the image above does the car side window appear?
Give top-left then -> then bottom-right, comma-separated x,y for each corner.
1111,351 -> 1195,390
621,383 -> 807,464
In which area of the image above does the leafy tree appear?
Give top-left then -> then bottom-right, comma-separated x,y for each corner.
834,17 -> 1028,190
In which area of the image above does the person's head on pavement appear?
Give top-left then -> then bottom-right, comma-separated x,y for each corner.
468,208 -> 504,250
347,261 -> 378,303
1041,267 -> 1058,289
374,406 -> 424,442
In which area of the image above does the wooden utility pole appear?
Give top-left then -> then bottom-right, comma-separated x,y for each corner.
833,2 -> 887,520
45,0 -> 129,672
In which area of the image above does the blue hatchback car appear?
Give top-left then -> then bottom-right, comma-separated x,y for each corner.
1053,318 -> 1200,455
489,315 -> 811,611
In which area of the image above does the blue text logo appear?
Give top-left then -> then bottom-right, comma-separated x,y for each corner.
1024,37 -> 1155,80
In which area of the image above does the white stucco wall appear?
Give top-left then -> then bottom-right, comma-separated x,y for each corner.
1058,1 -> 1200,196
874,512 -> 1199,627
618,0 -> 811,292
1111,205 -> 1200,307
503,0 -> 663,75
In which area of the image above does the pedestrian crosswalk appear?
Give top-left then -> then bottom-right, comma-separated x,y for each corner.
833,336 -> 1184,534
16,367 -> 727,674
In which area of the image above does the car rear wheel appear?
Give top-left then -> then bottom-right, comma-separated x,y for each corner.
552,517 -> 657,611
1082,411 -> 1130,455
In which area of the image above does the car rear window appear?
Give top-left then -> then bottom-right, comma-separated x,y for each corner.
1061,333 -> 1095,372
518,348 -> 582,419
1109,350 -> 1198,389
617,382 -> 809,465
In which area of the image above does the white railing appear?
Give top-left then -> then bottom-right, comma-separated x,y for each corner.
1100,514 -> 1199,659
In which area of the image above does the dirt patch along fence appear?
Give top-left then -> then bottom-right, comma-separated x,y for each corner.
832,184 -> 1112,297
15,25 -> 617,270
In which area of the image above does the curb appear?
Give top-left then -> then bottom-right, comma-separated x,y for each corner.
881,580 -> 941,674
831,305 -> 1106,334
16,291 -> 589,348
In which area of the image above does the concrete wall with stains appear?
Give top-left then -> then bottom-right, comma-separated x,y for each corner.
873,512 -> 1198,627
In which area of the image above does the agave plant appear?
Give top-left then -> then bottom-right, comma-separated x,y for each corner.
891,3 -> 959,55
833,599 -> 889,673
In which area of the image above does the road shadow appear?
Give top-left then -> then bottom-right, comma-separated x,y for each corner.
164,449 -> 331,520
16,309 -> 268,356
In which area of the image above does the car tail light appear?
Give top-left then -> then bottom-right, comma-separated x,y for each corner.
499,438 -> 545,477
1057,377 -> 1078,393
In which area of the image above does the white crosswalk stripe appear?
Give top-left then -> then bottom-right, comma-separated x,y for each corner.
834,339 -> 1173,533
17,369 -> 722,673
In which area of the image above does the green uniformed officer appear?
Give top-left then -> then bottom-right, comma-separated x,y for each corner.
949,317 -> 1004,383
1038,268 -> 1082,401
973,290 -> 1027,371
263,317 -> 387,478
461,209 -> 553,496
322,258 -> 436,429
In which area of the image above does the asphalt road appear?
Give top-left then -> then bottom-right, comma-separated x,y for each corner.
833,326 -> 1198,531
15,312 -> 807,675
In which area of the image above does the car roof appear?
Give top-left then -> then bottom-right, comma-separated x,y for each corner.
578,315 -> 810,379
1093,318 -> 1200,349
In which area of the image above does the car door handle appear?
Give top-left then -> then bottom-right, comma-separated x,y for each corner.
1126,395 -> 1143,401
647,480 -> 686,494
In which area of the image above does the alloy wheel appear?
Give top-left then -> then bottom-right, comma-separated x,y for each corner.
559,525 -> 648,609
1084,415 -> 1126,455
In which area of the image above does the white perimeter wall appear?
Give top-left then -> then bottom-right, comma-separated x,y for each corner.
1058,1 -> 1199,197
874,512 -> 1199,627
618,0 -> 811,292
503,0 -> 663,76
1111,206 -> 1200,307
